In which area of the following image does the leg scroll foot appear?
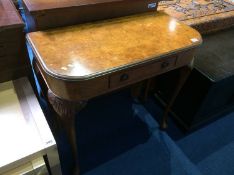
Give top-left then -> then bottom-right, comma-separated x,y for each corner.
48,90 -> 87,175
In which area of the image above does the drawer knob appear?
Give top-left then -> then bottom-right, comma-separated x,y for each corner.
161,62 -> 170,68
120,73 -> 129,82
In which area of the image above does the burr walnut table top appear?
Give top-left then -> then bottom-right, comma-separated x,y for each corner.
27,12 -> 202,80
0,0 -> 24,29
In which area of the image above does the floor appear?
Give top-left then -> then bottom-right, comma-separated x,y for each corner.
39,87 -> 234,175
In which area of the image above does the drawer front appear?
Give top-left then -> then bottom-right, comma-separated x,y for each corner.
109,56 -> 177,89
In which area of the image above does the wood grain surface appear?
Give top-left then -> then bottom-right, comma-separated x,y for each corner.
27,12 -> 202,80
0,0 -> 24,29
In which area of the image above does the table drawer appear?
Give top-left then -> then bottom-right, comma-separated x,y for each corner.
109,56 -> 176,89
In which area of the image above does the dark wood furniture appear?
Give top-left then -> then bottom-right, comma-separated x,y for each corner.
0,0 -> 29,83
155,28 -> 234,130
27,12 -> 202,175
22,0 -> 159,31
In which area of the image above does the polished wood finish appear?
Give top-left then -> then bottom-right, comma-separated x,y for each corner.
0,0 -> 23,29
0,0 -> 30,82
27,12 -> 200,79
27,12 -> 201,101
28,12 -> 202,175
22,0 -> 159,31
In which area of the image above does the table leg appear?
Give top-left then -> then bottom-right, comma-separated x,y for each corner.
130,79 -> 154,102
131,82 -> 144,99
161,66 -> 192,129
141,79 -> 153,102
48,90 -> 87,175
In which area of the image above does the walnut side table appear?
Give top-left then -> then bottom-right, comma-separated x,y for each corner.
27,12 -> 202,175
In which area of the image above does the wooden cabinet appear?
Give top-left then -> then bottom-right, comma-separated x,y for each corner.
0,0 -> 29,83
22,0 -> 159,31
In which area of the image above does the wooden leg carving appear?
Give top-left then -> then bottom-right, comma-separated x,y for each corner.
48,90 -> 87,175
161,66 -> 192,129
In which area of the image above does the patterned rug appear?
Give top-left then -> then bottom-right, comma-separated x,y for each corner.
159,0 -> 234,21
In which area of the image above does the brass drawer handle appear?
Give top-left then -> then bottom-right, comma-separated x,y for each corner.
120,73 -> 129,82
161,62 -> 170,69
